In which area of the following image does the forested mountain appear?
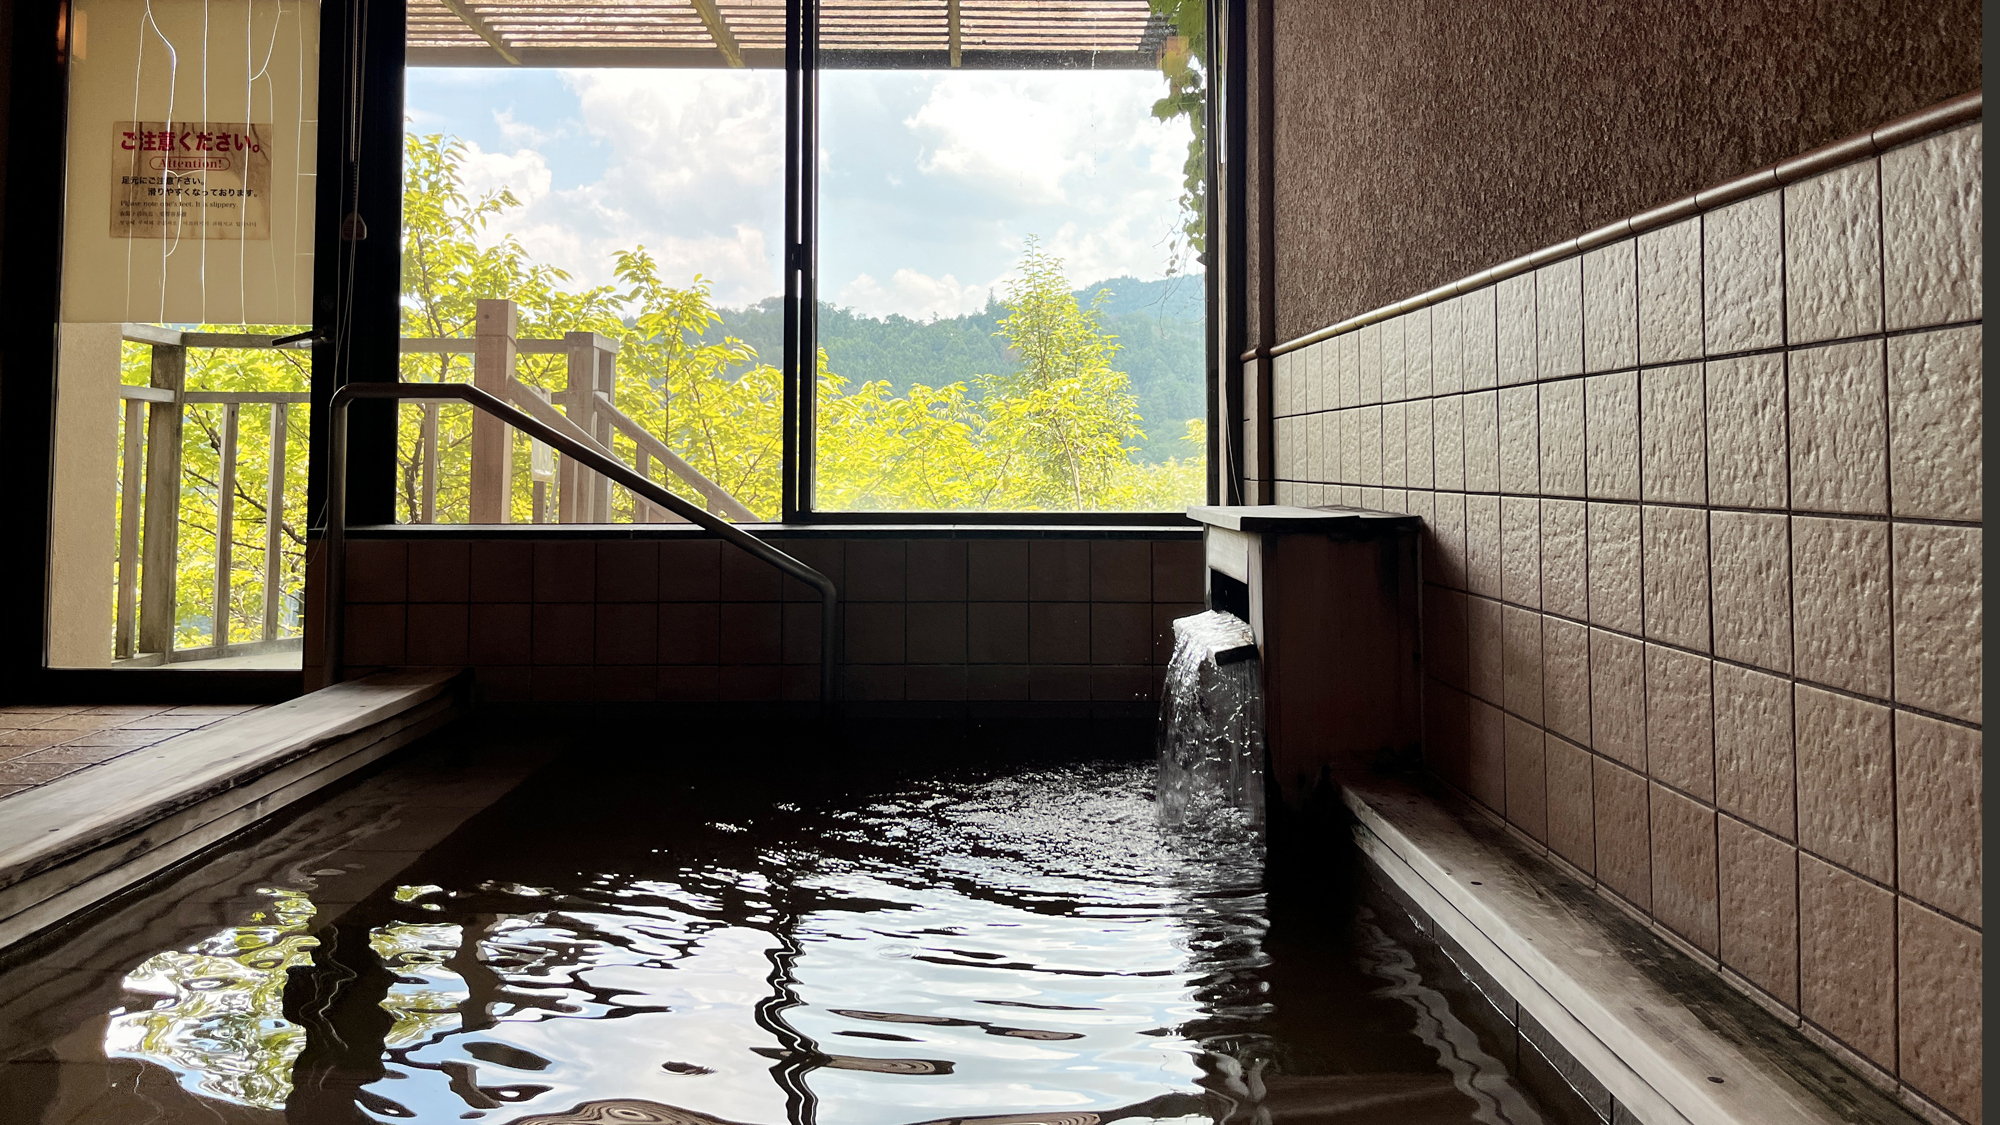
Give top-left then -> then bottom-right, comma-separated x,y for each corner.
717,274 -> 1206,463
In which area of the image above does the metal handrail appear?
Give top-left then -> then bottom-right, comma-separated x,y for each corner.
324,382 -> 840,705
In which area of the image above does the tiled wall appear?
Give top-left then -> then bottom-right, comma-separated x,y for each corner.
323,533 -> 1206,710
1269,122 -> 1981,1122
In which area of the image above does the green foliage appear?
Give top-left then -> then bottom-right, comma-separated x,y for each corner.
1149,0 -> 1209,263
397,132 -> 1204,517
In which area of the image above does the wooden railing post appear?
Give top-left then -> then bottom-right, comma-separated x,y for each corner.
559,331 -> 598,522
138,344 -> 185,655
419,402 -> 440,523
471,300 -> 517,523
590,337 -> 616,520
114,399 -> 145,659
212,404 -> 241,651
261,403 -> 287,642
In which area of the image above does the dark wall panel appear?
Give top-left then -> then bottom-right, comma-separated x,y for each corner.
1265,0 -> 1982,342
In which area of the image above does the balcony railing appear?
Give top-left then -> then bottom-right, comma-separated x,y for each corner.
110,300 -> 751,668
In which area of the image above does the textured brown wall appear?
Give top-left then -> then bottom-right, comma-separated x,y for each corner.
1262,0 -> 1982,342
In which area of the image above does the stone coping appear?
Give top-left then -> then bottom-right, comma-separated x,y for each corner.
1342,775 -> 1926,1125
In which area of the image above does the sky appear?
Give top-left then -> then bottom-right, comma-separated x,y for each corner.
405,66 -> 1196,319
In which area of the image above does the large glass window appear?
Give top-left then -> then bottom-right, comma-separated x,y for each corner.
811,1 -> 1209,513
394,0 -> 1209,526
48,0 -> 320,668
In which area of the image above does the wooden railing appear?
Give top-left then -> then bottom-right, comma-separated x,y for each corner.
112,301 -> 752,667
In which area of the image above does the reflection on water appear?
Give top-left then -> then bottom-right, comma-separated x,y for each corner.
103,887 -> 320,1109
60,757 -> 1542,1124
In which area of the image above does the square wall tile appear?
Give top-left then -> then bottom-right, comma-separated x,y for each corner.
1466,495 -> 1501,598
842,602 -> 904,665
1887,325 -> 1982,521
783,603 -> 826,665
1897,712 -> 1982,926
595,604 -> 659,666
1651,783 -> 1719,955
1795,684 -> 1895,882
1641,364 -> 1707,504
1090,540 -> 1152,602
968,541 -> 1029,600
658,540 -> 721,602
1641,505 -> 1710,651
1705,354 -> 1789,510
1468,698 -> 1506,810
1424,585 -> 1471,690
1434,395 -> 1466,491
1784,159 -> 1885,344
1710,511 -> 1792,673
1500,497 -> 1541,608
1028,602 -> 1089,664
968,602 -> 1029,663
1464,391 -> 1500,492
596,541 -> 660,604
1893,523 -> 1983,724
1407,308 -> 1434,398
345,540 -> 407,603
1586,502 -> 1643,634
1537,258 -> 1584,380
1091,603 -> 1151,665
1342,407 -> 1362,483
534,541 -> 596,602
1362,407 -> 1384,485
1703,192 -> 1784,354
1790,340 -> 1889,515
1584,372 -> 1640,500
1882,123 -> 1983,330
657,604 -> 719,665
967,665 -> 1029,701
406,603 -> 470,666
1339,333 -> 1361,406
1498,386 -> 1540,494
1595,758 -> 1652,908
845,540 -> 907,601
1468,595 -> 1504,705
1545,735 -> 1594,871
1718,818 -> 1799,1007
1791,516 -> 1892,698
720,602 -> 784,665
1543,617 -> 1591,747
345,603 -> 406,666
1541,499 -> 1588,620
1152,541 -> 1204,603
1384,402 -> 1407,487
906,602 -> 968,664
1799,856 -> 1897,1064
1428,492 -> 1468,590
720,548 -> 783,602
1713,663 -> 1795,839
1539,380 -> 1585,497
1898,903 -> 1983,1122
1029,541 -> 1092,601
1645,644 -> 1714,800
1406,400 -> 1435,489
1360,322 -> 1383,405
906,665 -> 969,702
1590,628 -> 1646,770
408,540 -> 470,602
1463,287 -> 1499,389
1638,217 -> 1703,364
1583,239 -> 1639,373
1497,274 -> 1537,387
1501,605 -> 1544,724
1434,297 -> 1464,395
1384,316 -> 1407,403
532,603 -> 594,666
908,540 -> 969,601
1504,715 -> 1547,841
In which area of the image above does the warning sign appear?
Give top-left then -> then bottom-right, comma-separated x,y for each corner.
110,121 -> 271,240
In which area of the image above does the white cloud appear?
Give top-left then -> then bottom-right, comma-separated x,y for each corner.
837,269 -> 992,321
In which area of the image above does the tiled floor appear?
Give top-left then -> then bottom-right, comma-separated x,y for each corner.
0,705 -> 264,799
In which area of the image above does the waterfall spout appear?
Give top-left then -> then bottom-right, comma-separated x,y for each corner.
1155,610 -> 1265,831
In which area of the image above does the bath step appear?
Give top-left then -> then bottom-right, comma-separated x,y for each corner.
1342,775 -> 1929,1125
0,669 -> 467,954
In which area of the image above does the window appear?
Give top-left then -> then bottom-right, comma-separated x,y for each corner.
391,0 -> 1211,527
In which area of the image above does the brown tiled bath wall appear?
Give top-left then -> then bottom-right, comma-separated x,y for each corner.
1268,121 -> 1981,1123
318,535 -> 1206,710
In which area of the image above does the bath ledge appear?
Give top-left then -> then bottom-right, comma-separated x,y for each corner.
1341,776 -> 1926,1125
1187,504 -> 1423,533
0,670 -> 466,953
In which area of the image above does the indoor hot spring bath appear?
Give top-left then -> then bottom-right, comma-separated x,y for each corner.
0,716 -> 1562,1124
